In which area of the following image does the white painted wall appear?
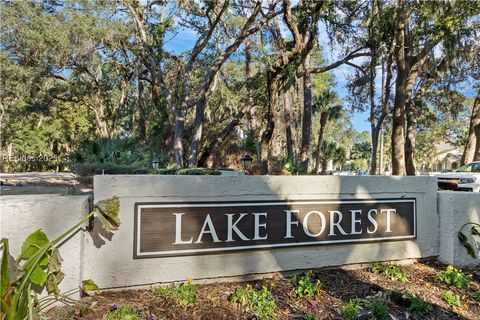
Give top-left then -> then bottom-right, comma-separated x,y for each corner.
0,194 -> 90,298
3,178 -> 477,294
438,192 -> 480,268
85,175 -> 439,289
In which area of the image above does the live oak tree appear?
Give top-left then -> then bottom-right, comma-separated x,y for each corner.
258,0 -> 323,174
0,1 -> 132,170
463,91 -> 480,163
122,0 -> 281,168
2,0 -> 479,175
461,44 -> 480,164
390,0 -> 479,175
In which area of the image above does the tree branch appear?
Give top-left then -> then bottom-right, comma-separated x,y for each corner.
306,49 -> 370,75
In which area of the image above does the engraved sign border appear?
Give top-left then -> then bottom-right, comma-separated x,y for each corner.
133,198 -> 417,259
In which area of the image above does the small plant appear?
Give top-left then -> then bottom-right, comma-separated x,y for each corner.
106,304 -> 152,320
372,263 -> 408,282
341,299 -> 390,320
341,299 -> 363,320
230,284 -> 276,320
435,265 -> 470,288
405,293 -> 432,316
291,270 -> 322,298
155,278 -> 197,306
0,197 -> 120,320
442,291 -> 462,307
458,222 -> 480,258
472,291 -> 480,302
366,300 -> 389,320
303,312 -> 322,320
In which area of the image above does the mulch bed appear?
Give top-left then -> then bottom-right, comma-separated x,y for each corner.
47,260 -> 480,319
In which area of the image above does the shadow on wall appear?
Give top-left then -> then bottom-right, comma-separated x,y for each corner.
86,175 -> 436,289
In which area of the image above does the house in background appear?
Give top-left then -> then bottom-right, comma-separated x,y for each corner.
419,142 -> 463,174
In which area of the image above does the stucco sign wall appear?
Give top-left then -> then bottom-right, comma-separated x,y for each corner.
86,175 -> 438,289
134,199 -> 416,258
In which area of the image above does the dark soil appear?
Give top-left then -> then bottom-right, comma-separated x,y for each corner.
47,260 -> 480,320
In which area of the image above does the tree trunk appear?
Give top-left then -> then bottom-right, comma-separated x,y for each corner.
462,90 -> 480,164
173,108 -> 186,168
300,54 -> 312,172
370,127 -> 379,175
188,95 -> 207,167
379,128 -> 384,174
283,85 -> 294,160
259,75 -> 277,174
92,104 -> 109,138
391,71 -> 407,176
270,86 -> 285,166
314,111 -> 328,173
137,75 -> 147,143
369,51 -> 378,175
474,116 -> 480,161
405,100 -> 418,175
321,159 -> 328,175
392,2 -> 407,176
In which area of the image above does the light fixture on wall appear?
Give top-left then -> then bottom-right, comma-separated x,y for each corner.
240,154 -> 253,175
151,157 -> 160,169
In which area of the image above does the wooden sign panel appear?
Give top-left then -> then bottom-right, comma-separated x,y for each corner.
133,199 -> 416,258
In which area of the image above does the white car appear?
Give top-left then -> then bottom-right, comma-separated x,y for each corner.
436,161 -> 480,192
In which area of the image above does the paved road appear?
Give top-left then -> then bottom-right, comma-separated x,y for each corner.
0,172 -> 78,186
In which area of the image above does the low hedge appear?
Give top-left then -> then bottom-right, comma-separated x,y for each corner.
72,164 -> 221,183
149,168 -> 221,175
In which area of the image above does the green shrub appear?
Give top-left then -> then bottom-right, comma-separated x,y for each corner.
231,284 -> 276,320
303,312 -> 322,320
341,299 -> 363,320
435,265 -> 470,288
372,263 -> 408,282
106,305 -> 150,320
282,159 -> 305,175
473,291 -> 480,302
176,168 -> 221,175
149,167 -> 221,175
366,300 -> 389,320
442,291 -> 462,307
405,293 -> 432,316
69,137 -> 149,178
155,278 -> 197,306
291,270 -> 322,298
0,197 -> 120,320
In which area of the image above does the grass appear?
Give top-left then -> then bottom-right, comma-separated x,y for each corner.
230,284 -> 276,320
372,263 -> 408,282
155,278 -> 197,306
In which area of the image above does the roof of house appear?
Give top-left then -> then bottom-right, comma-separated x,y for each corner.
435,141 -> 458,155
435,142 -> 463,162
